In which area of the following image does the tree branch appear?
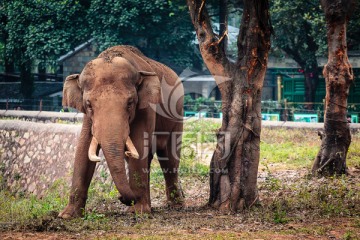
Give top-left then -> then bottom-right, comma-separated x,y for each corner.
282,46 -> 306,67
186,0 -> 234,83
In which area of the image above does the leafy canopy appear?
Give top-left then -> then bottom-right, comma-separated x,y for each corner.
4,0 -> 90,65
88,0 -> 200,69
271,0 -> 359,69
270,0 -> 325,70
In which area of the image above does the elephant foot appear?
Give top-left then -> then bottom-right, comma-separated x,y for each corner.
58,195 -> 86,219
166,188 -> 185,209
167,198 -> 185,210
58,204 -> 84,219
125,203 -> 151,214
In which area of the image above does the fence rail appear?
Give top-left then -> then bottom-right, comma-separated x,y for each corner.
1,99 -> 360,123
1,110 -> 360,130
1,98 -> 63,112
0,72 -> 63,82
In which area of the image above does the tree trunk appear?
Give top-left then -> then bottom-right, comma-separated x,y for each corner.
19,58 -> 34,100
187,0 -> 272,212
303,62 -> 320,109
5,58 -> 15,74
312,0 -> 355,176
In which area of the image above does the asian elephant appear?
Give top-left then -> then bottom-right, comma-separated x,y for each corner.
58,45 -> 184,219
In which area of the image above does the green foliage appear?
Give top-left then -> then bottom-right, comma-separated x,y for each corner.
82,212 -> 106,221
271,0 -> 360,67
347,2 -> 360,51
183,119 -> 220,143
0,179 -> 68,223
1,0 -> 90,98
179,157 -> 209,178
270,0 -> 325,70
4,0 -> 89,63
261,141 -> 318,169
88,0 -> 200,68
343,230 -> 355,240
261,128 -> 359,170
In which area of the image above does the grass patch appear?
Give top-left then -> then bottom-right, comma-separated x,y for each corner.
0,120 -> 360,238
0,179 -> 68,224
258,171 -> 360,224
183,119 -> 220,144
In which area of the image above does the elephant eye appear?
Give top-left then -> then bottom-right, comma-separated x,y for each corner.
127,99 -> 134,110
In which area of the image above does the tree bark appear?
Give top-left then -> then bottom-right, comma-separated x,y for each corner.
312,0 -> 355,176
187,0 -> 272,212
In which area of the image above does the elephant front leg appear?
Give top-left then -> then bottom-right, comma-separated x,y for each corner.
59,116 -> 96,219
125,155 -> 151,214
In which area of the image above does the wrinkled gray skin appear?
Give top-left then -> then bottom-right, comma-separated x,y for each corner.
59,46 -> 184,218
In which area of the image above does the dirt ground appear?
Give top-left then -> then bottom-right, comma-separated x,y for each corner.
1,168 -> 359,240
0,216 -> 359,239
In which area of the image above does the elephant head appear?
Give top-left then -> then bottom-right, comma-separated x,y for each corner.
62,57 -> 162,205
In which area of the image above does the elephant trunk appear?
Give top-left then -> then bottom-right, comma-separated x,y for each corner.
100,135 -> 139,206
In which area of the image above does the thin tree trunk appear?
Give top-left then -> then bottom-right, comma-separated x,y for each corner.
5,58 -> 14,74
187,0 -> 272,212
312,0 -> 355,176
303,21 -> 320,110
19,58 -> 34,100
304,62 -> 320,109
219,0 -> 228,51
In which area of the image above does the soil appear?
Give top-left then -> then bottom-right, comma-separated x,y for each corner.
1,169 -> 359,239
0,217 -> 358,239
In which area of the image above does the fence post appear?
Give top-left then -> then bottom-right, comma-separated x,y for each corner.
39,99 -> 43,112
6,98 -> 9,110
277,75 -> 282,102
322,98 -> 325,122
284,99 -> 288,121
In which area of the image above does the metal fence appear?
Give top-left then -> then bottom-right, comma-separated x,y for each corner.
0,73 -> 63,82
1,97 -> 63,112
1,98 -> 359,123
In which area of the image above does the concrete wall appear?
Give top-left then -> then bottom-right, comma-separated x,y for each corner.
0,119 -> 111,197
0,120 -> 79,196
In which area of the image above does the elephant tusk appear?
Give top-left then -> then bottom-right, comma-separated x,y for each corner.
88,136 -> 102,162
125,136 -> 139,159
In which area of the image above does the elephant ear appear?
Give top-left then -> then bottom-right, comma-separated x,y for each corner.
137,71 -> 163,109
62,74 -> 85,113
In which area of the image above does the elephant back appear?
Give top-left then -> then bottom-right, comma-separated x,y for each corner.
97,45 -> 178,86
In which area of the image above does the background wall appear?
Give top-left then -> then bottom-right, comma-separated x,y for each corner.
0,119 -> 111,197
